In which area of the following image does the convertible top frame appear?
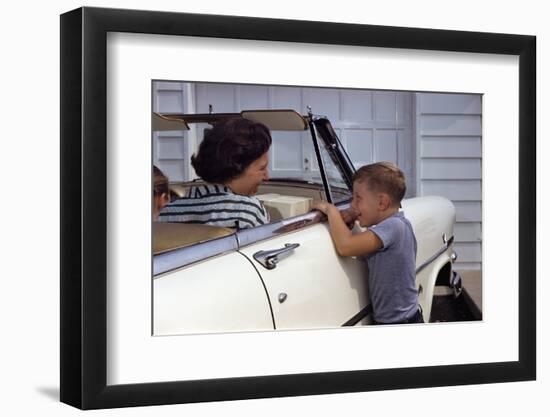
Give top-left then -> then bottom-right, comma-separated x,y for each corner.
155,109 -> 308,131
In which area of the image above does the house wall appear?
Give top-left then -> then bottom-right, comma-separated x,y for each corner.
415,93 -> 482,270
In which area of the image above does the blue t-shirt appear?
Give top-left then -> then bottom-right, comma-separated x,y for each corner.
365,211 -> 418,324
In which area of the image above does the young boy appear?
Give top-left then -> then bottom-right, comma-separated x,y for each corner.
313,162 -> 422,325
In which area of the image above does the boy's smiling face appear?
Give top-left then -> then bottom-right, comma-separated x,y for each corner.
351,180 -> 388,227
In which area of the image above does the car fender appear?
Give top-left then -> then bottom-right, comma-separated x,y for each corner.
402,196 -> 456,321
416,252 -> 453,322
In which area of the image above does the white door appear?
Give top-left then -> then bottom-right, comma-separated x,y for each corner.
238,223 -> 368,330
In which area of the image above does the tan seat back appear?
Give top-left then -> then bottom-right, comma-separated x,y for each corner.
153,223 -> 235,255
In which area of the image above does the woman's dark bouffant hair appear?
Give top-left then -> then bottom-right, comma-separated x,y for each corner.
191,118 -> 272,183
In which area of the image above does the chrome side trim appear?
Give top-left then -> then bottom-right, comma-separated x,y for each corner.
415,235 -> 454,275
237,200 -> 351,248
236,211 -> 321,248
153,234 -> 239,277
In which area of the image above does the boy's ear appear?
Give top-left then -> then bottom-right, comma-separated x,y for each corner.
378,193 -> 392,210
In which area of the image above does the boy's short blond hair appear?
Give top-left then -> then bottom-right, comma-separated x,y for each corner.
352,162 -> 406,206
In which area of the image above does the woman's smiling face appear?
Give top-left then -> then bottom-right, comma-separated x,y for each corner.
227,152 -> 270,196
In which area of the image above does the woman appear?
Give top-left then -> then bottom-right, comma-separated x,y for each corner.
158,118 -> 272,229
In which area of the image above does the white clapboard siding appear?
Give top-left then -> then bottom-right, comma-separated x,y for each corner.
422,180 -> 481,201
420,115 -> 481,136
453,243 -> 482,263
416,93 -> 482,270
418,93 -> 482,114
454,201 -> 482,222
454,222 -> 482,242
422,136 -> 481,158
421,159 -> 482,180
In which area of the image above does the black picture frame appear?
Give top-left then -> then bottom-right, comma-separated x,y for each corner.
60,6 -> 536,410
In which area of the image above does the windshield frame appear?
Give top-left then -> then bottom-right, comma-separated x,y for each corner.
306,115 -> 356,204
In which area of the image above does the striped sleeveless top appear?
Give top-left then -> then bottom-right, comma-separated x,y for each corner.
158,183 -> 269,229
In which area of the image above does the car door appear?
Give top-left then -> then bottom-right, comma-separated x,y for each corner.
153,232 -> 274,336
237,221 -> 369,330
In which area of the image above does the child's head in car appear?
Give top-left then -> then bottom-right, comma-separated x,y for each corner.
153,165 -> 169,220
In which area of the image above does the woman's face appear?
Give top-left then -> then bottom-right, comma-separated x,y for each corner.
228,152 -> 270,195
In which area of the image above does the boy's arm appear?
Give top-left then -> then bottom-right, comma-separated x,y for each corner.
313,203 -> 382,257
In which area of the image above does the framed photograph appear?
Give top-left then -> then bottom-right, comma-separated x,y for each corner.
151,81 -> 481,333
60,6 -> 536,409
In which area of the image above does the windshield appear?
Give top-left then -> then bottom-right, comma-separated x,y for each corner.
311,123 -> 352,204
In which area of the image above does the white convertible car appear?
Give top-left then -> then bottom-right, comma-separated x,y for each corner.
152,110 -> 460,335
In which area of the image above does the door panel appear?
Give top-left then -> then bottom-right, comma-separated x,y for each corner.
239,223 -> 368,330
154,252 -> 274,335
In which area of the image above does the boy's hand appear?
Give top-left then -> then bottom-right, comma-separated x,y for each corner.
340,207 -> 359,226
312,203 -> 357,228
311,201 -> 333,215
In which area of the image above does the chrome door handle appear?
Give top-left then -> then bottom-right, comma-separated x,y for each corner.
253,243 -> 300,270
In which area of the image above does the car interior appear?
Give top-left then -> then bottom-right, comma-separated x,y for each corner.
153,179 -> 342,255
153,109 -> 352,255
